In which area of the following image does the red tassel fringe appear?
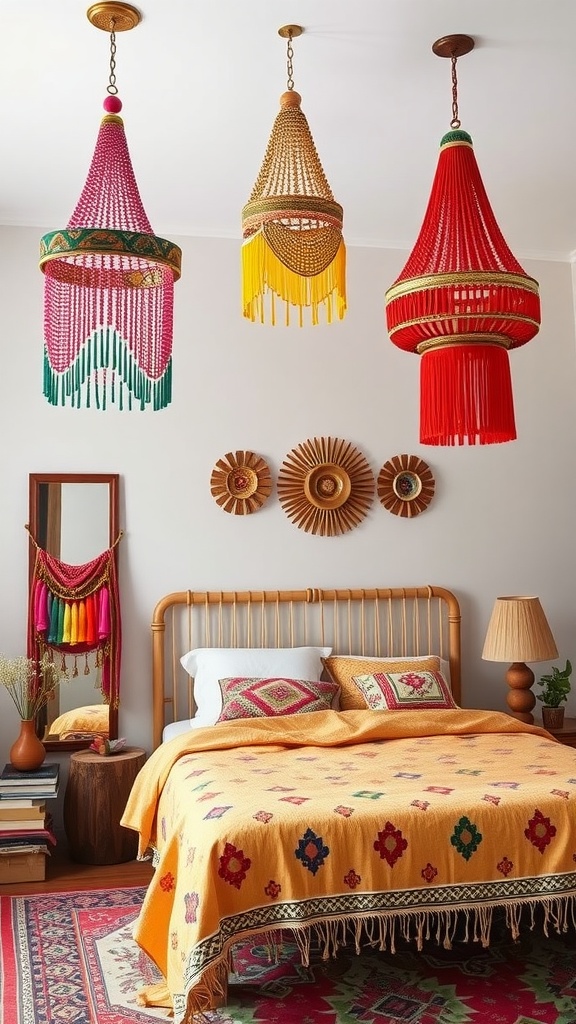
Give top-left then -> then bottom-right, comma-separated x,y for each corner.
420,344 -> 516,446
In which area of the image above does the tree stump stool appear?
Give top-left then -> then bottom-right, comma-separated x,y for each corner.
64,747 -> 146,865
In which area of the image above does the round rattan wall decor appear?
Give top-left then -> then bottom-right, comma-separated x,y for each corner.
210,450 -> 272,515
277,437 -> 375,536
377,453 -> 435,518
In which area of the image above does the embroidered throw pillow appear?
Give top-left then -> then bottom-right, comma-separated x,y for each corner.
180,647 -> 332,726
216,676 -> 339,722
323,654 -> 449,711
351,669 -> 457,711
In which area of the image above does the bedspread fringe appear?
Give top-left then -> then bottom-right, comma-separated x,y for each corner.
172,893 -> 576,1022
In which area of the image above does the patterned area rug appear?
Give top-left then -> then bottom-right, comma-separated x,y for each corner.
2,886 -> 576,1023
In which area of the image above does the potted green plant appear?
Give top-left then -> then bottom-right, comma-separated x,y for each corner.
536,659 -> 572,729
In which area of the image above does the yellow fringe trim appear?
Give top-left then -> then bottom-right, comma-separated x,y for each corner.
242,231 -> 347,326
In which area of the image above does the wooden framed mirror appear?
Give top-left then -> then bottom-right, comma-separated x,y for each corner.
28,473 -> 121,751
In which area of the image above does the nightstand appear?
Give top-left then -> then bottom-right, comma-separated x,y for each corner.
63,746 -> 146,865
537,717 -> 576,749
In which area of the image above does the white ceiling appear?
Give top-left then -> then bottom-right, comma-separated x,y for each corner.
3,0 -> 576,260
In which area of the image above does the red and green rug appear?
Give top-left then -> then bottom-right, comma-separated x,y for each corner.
2,885 -> 576,1023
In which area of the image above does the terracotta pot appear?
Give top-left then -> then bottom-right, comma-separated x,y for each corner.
542,706 -> 565,731
9,719 -> 46,772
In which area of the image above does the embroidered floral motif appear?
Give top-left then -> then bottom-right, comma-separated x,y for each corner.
218,842 -> 252,889
159,872 -> 174,892
171,931 -> 178,949
450,817 -> 483,861
525,809 -> 557,853
421,863 -> 438,883
425,786 -> 453,795
254,810 -> 273,823
295,828 -> 329,875
265,880 -> 281,899
204,805 -> 232,819
483,794 -> 501,806
184,892 -> 199,923
279,796 -> 309,805
411,799 -> 429,811
551,789 -> 569,799
334,805 -> 354,817
344,869 -> 361,889
373,821 -> 408,867
497,856 -> 513,876
186,846 -> 196,866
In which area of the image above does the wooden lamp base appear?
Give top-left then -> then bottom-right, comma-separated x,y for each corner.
506,661 -> 535,723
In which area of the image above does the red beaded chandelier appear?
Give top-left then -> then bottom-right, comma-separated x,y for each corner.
385,35 -> 541,446
39,3 -> 182,411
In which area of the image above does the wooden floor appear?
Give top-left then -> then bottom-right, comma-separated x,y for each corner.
0,845 -> 154,896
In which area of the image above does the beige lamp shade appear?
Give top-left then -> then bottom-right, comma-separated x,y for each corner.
482,596 -> 558,663
482,595 -> 558,724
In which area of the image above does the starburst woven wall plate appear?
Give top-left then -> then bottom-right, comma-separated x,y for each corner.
277,437 -> 375,536
377,454 -> 435,518
210,451 -> 272,515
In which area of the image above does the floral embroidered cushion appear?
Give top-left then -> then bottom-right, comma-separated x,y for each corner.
323,655 -> 448,710
351,669 -> 457,711
217,676 -> 339,722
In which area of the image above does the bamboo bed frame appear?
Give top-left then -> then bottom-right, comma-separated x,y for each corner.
151,585 -> 462,747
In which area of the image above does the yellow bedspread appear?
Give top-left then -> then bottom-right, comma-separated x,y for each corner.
121,708 -> 576,1023
49,703 -> 109,739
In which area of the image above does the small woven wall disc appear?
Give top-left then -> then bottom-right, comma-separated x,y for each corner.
377,454 -> 435,518
210,451 -> 272,515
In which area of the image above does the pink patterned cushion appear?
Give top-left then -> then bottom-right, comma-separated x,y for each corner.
217,676 -> 338,721
351,670 -> 457,711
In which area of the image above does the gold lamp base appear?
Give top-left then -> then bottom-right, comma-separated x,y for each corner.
505,661 -> 535,723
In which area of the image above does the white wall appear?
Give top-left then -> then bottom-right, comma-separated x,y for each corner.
1,225 -> 575,775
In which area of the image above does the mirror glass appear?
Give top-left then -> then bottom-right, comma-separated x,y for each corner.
28,473 -> 120,751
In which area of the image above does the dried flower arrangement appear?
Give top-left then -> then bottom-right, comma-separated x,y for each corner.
0,653 -> 64,720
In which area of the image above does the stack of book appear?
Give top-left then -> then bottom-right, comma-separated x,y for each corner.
0,762 -> 59,883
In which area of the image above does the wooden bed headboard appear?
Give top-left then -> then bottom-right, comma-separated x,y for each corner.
151,586 -> 461,748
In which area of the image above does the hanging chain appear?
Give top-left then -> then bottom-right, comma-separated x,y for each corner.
286,30 -> 295,91
450,54 -> 460,129
107,18 -> 118,95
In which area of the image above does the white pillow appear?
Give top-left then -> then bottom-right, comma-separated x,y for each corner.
180,646 -> 332,726
162,719 -> 207,742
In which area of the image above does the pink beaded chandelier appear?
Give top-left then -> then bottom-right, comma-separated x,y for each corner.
39,2 -> 182,411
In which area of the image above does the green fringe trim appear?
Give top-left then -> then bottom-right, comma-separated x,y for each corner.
43,332 -> 172,411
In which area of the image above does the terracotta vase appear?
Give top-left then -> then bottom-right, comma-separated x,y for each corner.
9,719 -> 46,772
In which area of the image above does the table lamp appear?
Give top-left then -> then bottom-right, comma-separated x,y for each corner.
482,596 -> 558,724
